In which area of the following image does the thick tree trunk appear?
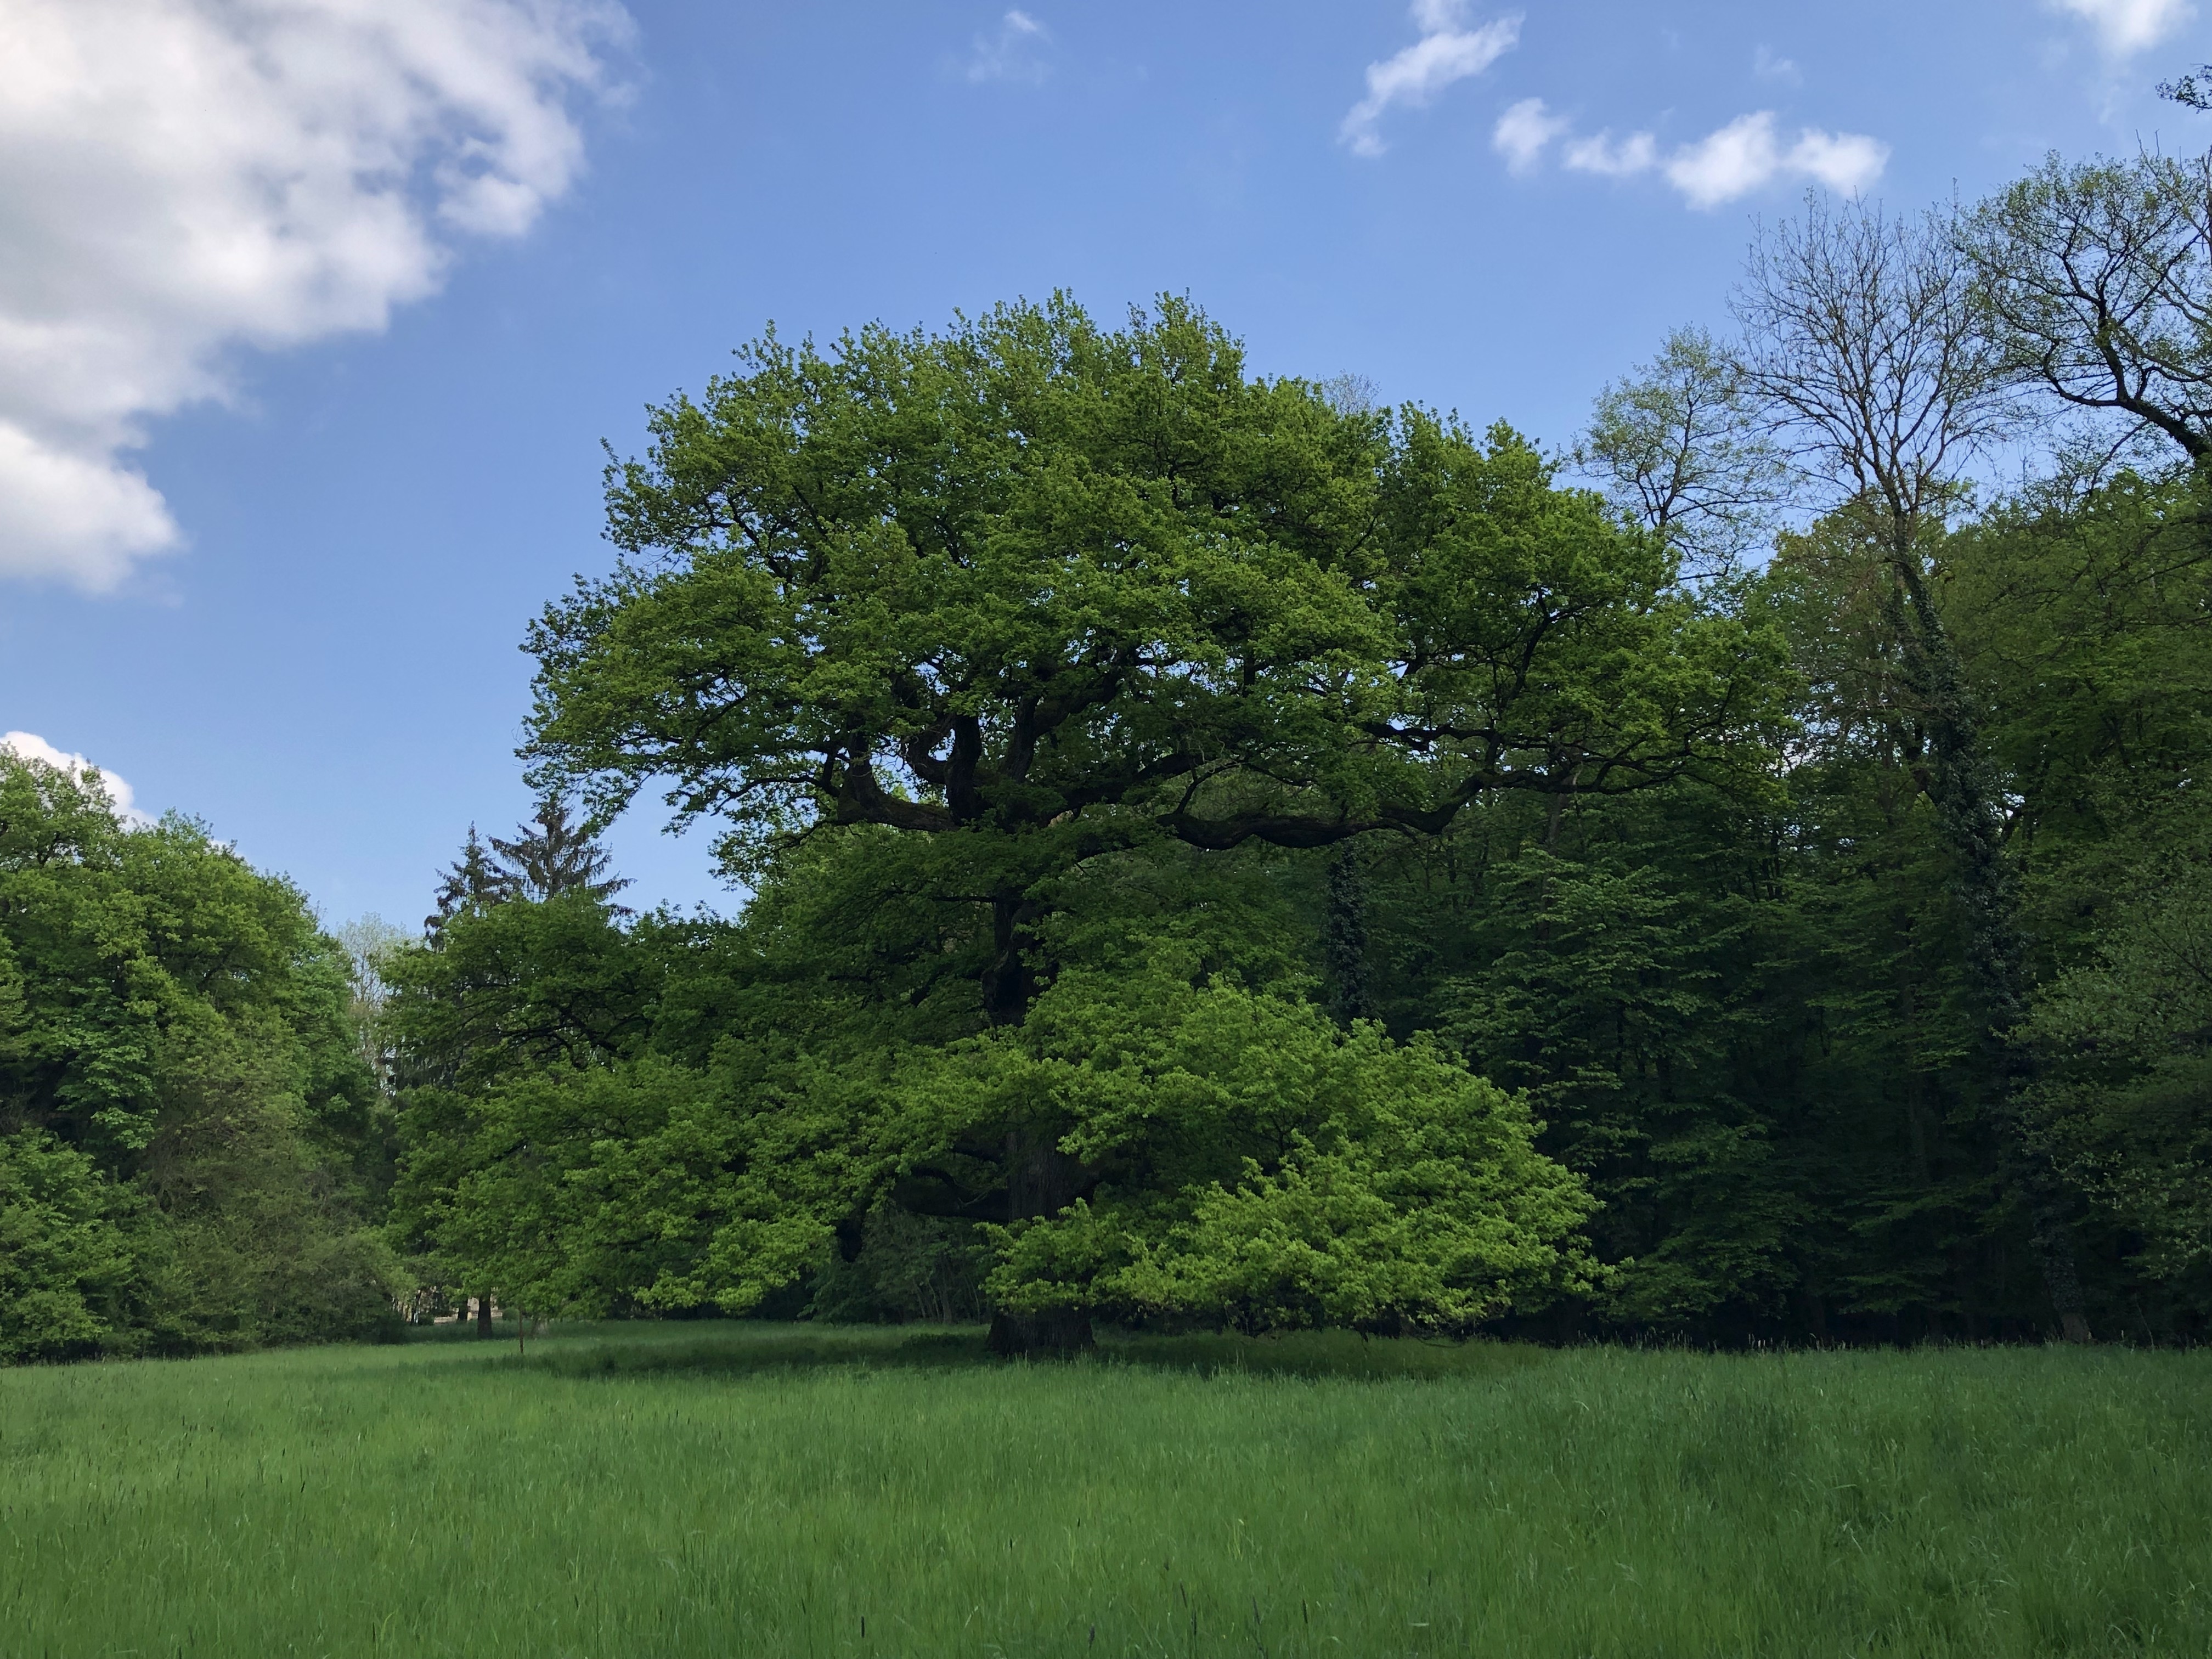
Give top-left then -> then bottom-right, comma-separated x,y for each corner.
1005,1125 -> 1085,1223
979,895 -> 1103,1353
989,1124 -> 1095,1353
475,1294 -> 493,1338
984,894 -> 1035,1029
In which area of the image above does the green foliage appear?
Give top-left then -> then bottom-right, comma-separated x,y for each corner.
1577,323 -> 1784,577
384,852 -> 1595,1335
2027,852 -> 2212,1281
21,151 -> 2212,1359
1424,822 -> 1804,1327
371,285 -> 2212,1346
1945,467 -> 2212,1317
0,750 -> 398,1358
0,1129 -> 149,1361
949,961 -> 1598,1331
1965,150 -> 2212,464
383,888 -> 668,1310
526,292 -> 1779,877
1314,453 -> 2212,1343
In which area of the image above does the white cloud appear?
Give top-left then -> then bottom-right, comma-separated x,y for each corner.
0,0 -> 628,593
2051,0 -> 2193,54
1664,112 -> 1784,207
1787,128 -> 1891,195
1663,111 -> 1888,208
1342,2 -> 1521,158
967,10 -> 1051,84
1563,129 -> 1657,177
1493,98 -> 1568,172
2,731 -> 152,826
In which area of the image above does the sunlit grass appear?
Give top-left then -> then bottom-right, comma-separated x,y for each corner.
3,1323 -> 2207,1656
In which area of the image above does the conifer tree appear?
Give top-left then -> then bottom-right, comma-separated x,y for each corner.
489,797 -> 630,907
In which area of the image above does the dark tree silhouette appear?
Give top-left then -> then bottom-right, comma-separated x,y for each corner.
490,797 -> 630,907
425,825 -> 513,936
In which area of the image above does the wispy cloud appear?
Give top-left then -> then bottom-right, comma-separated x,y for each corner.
1497,105 -> 1887,208
1563,129 -> 1657,177
1752,46 -> 1802,85
2051,0 -> 2194,54
3,731 -> 152,826
966,9 -> 1051,84
1493,98 -> 1567,172
1342,1 -> 1521,158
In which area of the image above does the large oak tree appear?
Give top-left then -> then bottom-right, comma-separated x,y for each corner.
514,296 -> 1783,1347
528,296 -> 1778,1005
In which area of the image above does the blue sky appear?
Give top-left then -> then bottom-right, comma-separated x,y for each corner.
2,0 -> 2205,928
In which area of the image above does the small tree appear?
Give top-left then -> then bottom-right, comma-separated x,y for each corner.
391,814 -> 648,1336
334,915 -> 407,1097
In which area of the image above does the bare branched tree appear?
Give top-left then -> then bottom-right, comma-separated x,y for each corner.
1318,370 -> 1383,417
1733,193 -> 2094,1341
1735,195 -> 2016,535
1577,324 -> 1786,583
1961,149 -> 2212,466
1732,198 -> 2016,865
334,914 -> 407,1093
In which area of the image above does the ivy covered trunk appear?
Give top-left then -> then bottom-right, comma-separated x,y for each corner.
1888,561 -> 2092,1343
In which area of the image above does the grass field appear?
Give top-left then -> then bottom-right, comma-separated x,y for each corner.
2,1324 -> 2207,1658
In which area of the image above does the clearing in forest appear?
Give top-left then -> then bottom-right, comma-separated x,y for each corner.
3,1325 -> 2207,1658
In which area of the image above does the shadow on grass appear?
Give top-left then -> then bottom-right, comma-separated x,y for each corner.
433,1321 -> 1559,1385
1097,1328 -> 1556,1382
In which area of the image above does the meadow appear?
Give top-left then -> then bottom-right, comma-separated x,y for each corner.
2,1324 -> 2207,1658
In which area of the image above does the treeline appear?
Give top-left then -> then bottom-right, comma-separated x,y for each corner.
8,126 -> 2211,1359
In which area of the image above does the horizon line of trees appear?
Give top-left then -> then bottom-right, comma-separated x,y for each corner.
8,85 -> 2212,1359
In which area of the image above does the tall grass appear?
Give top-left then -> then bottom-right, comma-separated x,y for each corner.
2,1323 -> 2206,1657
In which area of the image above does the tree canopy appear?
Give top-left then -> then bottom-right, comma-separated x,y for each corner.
526,297 -> 1779,873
